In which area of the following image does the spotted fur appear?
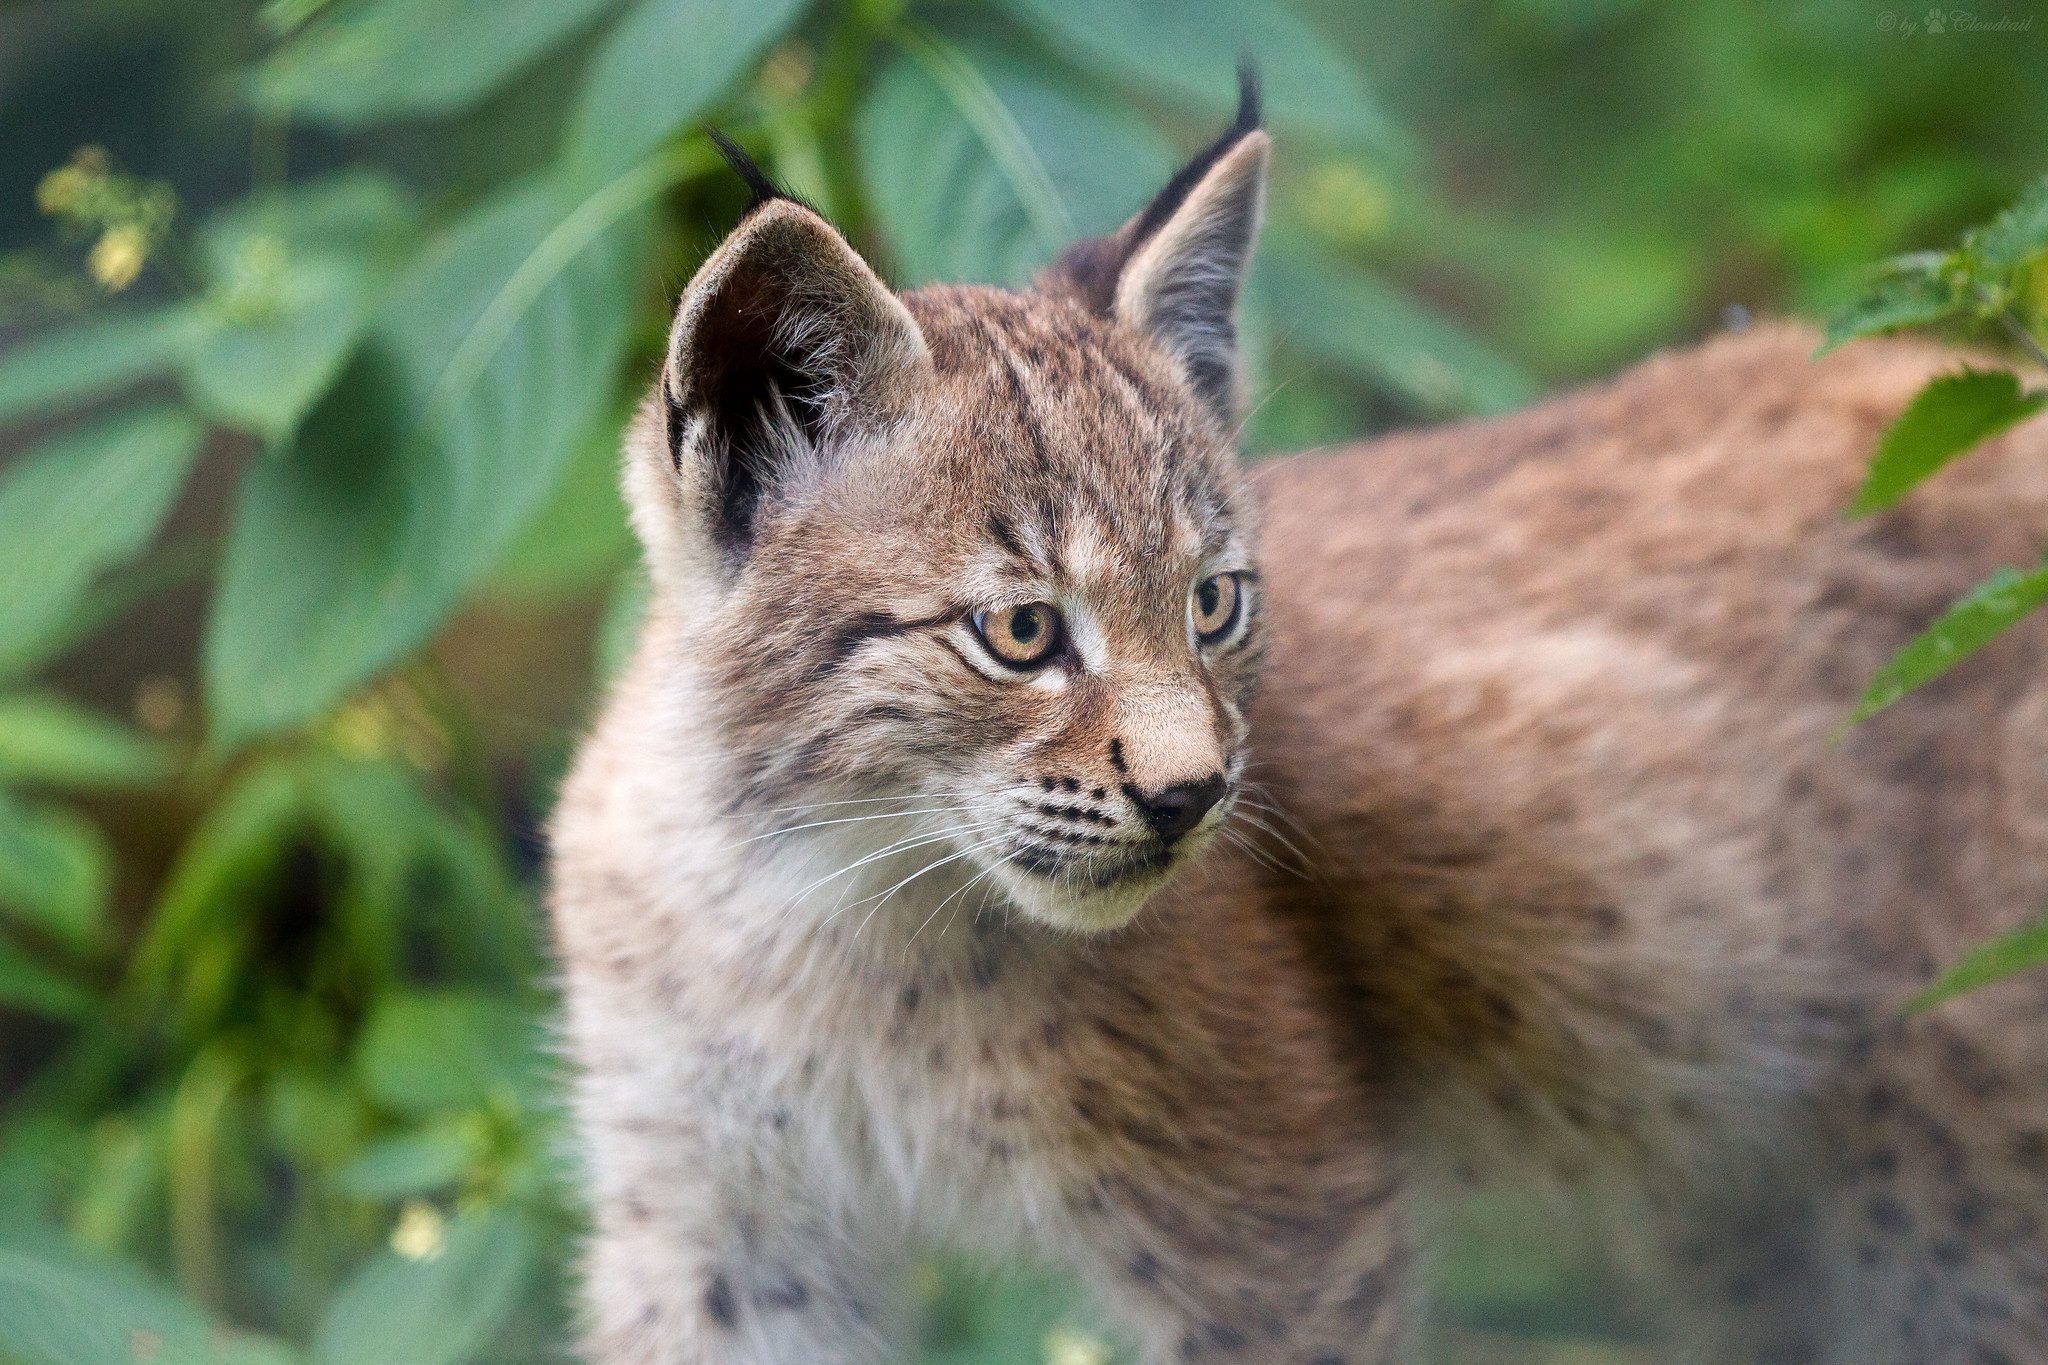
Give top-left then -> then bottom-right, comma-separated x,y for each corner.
551,94 -> 2048,1364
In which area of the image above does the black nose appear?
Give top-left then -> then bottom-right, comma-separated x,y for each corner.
1127,774 -> 1227,843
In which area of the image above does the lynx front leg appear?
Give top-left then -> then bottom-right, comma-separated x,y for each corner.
1070,1167 -> 1417,1365
575,1103 -> 912,1365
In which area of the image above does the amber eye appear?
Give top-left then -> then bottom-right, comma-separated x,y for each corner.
1192,574 -> 1242,644
973,602 -> 1063,668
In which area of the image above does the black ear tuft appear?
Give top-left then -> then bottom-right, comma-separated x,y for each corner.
1043,64 -> 1264,316
708,128 -> 792,215
1126,60 -> 1262,250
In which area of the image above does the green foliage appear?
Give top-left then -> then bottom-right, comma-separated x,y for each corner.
564,0 -> 814,184
252,0 -> 626,125
0,407 -> 203,680
204,182 -> 650,741
1829,176 -> 2048,1007
858,37 -> 1173,285
309,1210 -> 536,1365
1909,913 -> 2048,1011
1848,369 -> 2048,516
1851,563 -> 2048,724
0,0 -> 2041,1358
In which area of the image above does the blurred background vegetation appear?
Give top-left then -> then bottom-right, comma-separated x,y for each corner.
0,0 -> 2044,1361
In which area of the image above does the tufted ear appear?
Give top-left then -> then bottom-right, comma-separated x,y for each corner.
1044,69 -> 1269,426
658,143 -> 931,566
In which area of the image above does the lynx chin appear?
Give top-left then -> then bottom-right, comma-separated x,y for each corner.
550,75 -> 2048,1365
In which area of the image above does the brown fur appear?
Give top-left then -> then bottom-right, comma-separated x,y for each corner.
550,116 -> 2048,1364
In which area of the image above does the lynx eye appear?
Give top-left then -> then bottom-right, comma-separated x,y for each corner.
973,602 -> 1063,668
1192,574 -> 1242,644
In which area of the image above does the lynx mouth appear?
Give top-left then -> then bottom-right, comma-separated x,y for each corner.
1008,841 -> 1174,887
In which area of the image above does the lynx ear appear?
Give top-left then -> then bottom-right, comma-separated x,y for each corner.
659,147 -> 930,565
1046,71 -> 1269,424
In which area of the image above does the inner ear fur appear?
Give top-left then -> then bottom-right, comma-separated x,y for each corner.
663,199 -> 930,562
1044,78 -> 1270,426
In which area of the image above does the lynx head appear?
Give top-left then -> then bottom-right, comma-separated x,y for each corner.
625,79 -> 1270,933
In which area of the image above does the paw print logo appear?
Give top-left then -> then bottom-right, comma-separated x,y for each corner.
1924,7 -> 1946,31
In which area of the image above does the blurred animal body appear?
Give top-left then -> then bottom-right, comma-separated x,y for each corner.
549,85 -> 2048,1364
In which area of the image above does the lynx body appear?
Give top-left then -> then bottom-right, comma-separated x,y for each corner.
550,96 -> 2048,1364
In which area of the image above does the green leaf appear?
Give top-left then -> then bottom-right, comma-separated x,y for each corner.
1911,912 -> 2048,1010
181,175 -> 417,443
986,0 -> 1404,156
139,756 -> 533,1029
354,991 -> 542,1116
1848,369 -> 2048,516
1254,235 -> 1539,417
563,0 -> 813,184
133,758 -> 307,1012
0,790 -> 111,951
0,407 -> 204,681
310,1209 -> 534,1365
0,308 -> 207,428
858,42 -> 1177,286
1818,265 -> 1962,353
0,935 -> 94,1019
484,408 -> 634,603
251,0 -> 623,125
1969,174 -> 2048,272
334,1122 -> 480,1200
205,177 -> 650,740
0,694 -> 178,790
1851,562 -> 2048,723
0,1235 -> 218,1365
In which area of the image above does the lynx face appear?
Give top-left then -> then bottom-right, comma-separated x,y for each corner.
626,113 -> 1271,932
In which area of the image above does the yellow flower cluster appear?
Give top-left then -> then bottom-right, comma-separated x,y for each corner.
35,145 -> 178,293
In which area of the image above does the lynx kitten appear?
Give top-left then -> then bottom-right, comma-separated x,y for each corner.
551,82 -> 2048,1364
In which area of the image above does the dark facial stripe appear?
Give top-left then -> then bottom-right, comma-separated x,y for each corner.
823,609 -> 960,674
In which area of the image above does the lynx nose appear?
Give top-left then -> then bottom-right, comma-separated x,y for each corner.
1128,774 -> 1227,844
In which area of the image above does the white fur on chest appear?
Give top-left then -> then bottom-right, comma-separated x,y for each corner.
593,813 -> 1083,1268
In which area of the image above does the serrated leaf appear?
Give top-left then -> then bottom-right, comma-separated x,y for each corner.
986,0 -> 1403,156
1970,174 -> 2048,272
1254,235 -> 1538,417
562,0 -> 812,184
0,308 -> 207,428
1849,369 -> 2047,516
0,790 -> 111,950
1818,267 -> 1962,353
354,991 -> 541,1116
1910,913 -> 2048,1009
0,936 -> 94,1018
310,1209 -> 534,1365
251,0 -> 623,125
0,407 -> 204,681
0,694 -> 177,790
334,1122 -> 479,1200
205,177 -> 649,740
857,42 -> 1177,286
1851,562 -> 2048,723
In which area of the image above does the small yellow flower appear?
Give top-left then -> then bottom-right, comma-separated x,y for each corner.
390,1201 -> 448,1262
89,224 -> 147,291
36,165 -> 90,216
